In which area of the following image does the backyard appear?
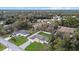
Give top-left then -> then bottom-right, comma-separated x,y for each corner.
25,42 -> 50,51
39,32 -> 52,41
9,35 -> 28,46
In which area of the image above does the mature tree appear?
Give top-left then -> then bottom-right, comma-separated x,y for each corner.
64,39 -> 76,51
12,17 -> 30,30
74,28 -> 79,50
50,37 -> 65,51
5,18 -> 15,25
75,28 -> 79,40
50,30 -> 77,51
53,20 -> 59,30
63,16 -> 79,27
11,37 -> 16,42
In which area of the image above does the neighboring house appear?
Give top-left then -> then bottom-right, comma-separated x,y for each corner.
12,30 -> 29,37
3,25 -> 13,33
57,26 -> 75,33
28,34 -> 48,44
72,16 -> 76,18
0,21 -> 4,25
37,19 -> 42,22
55,26 -> 76,38
51,15 -> 61,21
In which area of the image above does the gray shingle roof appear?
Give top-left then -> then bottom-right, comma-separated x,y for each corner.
12,30 -> 29,35
30,34 -> 47,41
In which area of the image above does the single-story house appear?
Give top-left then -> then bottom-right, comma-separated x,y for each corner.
55,26 -> 76,38
57,26 -> 75,34
12,30 -> 29,37
3,25 -> 13,33
0,21 -> 4,25
28,34 -> 48,44
51,15 -> 61,21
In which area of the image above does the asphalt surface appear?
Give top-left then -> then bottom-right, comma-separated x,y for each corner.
0,38 -> 22,51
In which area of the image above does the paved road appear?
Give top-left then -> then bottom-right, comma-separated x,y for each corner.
0,38 -> 22,51
19,40 -> 32,49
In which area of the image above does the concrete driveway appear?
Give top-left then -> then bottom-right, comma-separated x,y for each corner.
19,40 -> 32,50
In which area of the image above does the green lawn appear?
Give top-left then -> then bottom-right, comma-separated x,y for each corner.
39,32 -> 52,41
0,44 -> 6,51
25,42 -> 50,51
9,36 -> 28,46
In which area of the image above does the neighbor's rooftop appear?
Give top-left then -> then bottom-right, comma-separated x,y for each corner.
30,34 -> 47,41
12,30 -> 29,35
57,26 -> 75,33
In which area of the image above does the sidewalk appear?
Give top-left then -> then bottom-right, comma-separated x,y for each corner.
19,40 -> 32,50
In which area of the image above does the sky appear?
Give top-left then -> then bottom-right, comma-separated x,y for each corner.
0,7 -> 79,10
0,0 -> 79,7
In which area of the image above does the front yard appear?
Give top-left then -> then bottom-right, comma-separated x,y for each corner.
25,42 -> 50,51
9,36 -> 28,46
0,44 -> 6,51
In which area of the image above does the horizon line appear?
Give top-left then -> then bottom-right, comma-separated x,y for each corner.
0,7 -> 79,10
